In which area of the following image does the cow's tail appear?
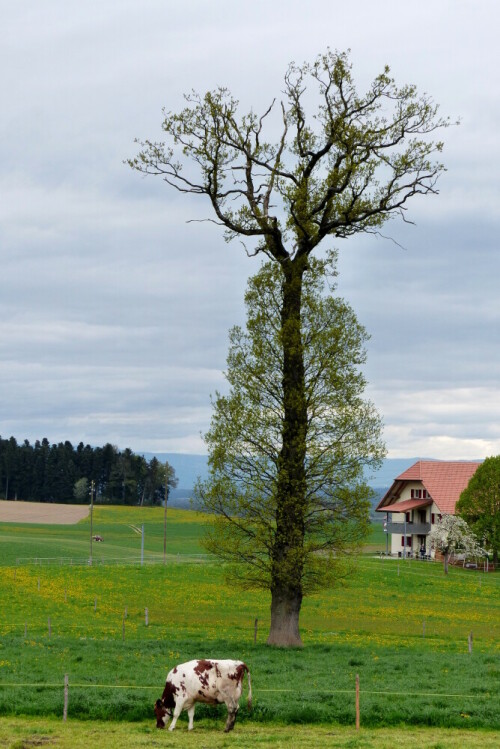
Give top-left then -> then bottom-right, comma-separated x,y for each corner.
245,664 -> 252,711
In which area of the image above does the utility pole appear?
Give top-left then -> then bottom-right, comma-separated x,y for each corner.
89,480 -> 95,566
163,466 -> 169,565
403,514 -> 407,560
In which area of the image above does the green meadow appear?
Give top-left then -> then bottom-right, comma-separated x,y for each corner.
0,505 -> 499,743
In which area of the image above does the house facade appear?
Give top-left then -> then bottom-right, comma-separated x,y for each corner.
376,460 -> 481,557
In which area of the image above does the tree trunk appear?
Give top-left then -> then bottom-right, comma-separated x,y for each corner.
267,257 -> 308,647
267,587 -> 303,647
444,551 -> 449,575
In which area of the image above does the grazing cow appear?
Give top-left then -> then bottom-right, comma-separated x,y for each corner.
154,658 -> 252,732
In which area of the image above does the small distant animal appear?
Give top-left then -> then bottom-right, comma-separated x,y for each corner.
92,535 -> 103,542
154,658 -> 252,732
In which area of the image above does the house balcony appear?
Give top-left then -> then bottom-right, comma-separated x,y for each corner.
387,522 -> 431,535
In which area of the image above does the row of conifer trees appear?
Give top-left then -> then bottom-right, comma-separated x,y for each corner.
0,435 -> 174,505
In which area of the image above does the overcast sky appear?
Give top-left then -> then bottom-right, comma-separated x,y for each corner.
1,0 -> 499,460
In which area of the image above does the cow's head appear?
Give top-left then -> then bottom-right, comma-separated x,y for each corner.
154,698 -> 171,728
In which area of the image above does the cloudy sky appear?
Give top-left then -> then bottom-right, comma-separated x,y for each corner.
1,0 -> 499,460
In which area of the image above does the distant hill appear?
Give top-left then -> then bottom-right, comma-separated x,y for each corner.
141,453 -> 209,493
142,453 -> 419,495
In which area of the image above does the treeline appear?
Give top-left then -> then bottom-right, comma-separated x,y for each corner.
0,436 -> 177,505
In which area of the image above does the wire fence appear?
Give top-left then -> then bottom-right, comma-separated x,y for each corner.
0,676 -> 495,729
13,554 -> 210,566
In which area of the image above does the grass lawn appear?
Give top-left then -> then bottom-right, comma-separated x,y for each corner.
1,717 -> 499,749
0,507 -> 498,733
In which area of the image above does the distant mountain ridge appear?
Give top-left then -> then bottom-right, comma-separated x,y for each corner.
141,453 -> 423,491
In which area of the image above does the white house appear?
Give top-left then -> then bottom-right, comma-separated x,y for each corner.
375,460 -> 481,557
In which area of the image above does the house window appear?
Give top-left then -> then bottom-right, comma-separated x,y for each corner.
406,536 -> 412,547
411,488 -> 430,499
405,512 -> 411,523
431,513 -> 435,524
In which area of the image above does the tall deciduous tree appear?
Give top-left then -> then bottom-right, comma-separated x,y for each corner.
196,254 -> 385,644
129,49 -> 450,645
457,456 -> 500,564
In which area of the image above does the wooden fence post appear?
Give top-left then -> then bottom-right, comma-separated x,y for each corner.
254,618 -> 258,645
145,607 -> 149,627
468,631 -> 473,654
63,674 -> 69,721
355,674 -> 360,731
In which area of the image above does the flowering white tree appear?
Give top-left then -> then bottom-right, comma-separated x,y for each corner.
428,515 -> 483,574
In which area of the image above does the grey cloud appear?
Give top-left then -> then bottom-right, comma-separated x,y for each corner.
1,1 -> 499,458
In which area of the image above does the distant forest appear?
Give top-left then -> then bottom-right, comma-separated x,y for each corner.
0,435 -> 176,505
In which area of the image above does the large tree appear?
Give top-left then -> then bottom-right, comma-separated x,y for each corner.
196,254 -> 385,643
129,49 -> 450,645
457,456 -> 500,564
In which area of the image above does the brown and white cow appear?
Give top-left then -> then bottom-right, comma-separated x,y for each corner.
154,658 -> 252,732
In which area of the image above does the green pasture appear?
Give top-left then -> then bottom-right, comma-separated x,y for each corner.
0,506 -> 207,565
0,507 -> 498,734
1,717 -> 499,749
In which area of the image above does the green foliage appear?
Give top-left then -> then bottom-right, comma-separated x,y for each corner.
196,255 -> 384,594
73,477 -> 89,502
0,437 -> 177,506
457,456 -> 500,563
130,49 -> 451,259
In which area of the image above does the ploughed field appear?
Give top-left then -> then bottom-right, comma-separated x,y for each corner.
0,505 -> 498,737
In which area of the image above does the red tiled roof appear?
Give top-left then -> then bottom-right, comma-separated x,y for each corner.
378,497 -> 432,514
376,460 -> 481,514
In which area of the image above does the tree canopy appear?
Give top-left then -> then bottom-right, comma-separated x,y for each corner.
130,49 -> 450,261
457,456 -> 500,563
196,254 -> 385,593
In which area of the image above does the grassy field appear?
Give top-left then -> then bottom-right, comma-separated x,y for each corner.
0,505 -> 208,565
0,506 -> 498,739
1,717 -> 499,749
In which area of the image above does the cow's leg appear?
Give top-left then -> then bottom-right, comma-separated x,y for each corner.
223,698 -> 239,733
187,705 -> 195,731
168,701 -> 184,731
